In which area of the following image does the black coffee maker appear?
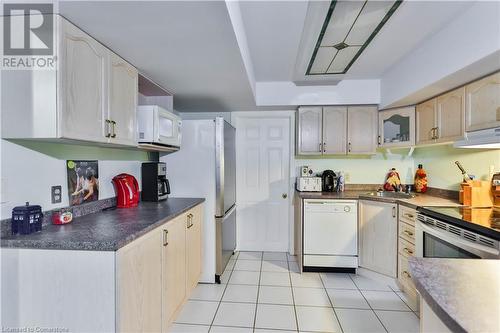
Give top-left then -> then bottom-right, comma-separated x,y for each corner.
141,162 -> 170,201
322,170 -> 337,192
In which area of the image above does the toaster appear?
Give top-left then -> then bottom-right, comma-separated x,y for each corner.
296,177 -> 322,192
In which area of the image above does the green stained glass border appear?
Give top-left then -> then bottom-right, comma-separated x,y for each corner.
306,0 -> 402,75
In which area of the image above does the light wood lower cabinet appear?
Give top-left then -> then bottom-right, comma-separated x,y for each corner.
116,203 -> 203,332
359,200 -> 398,277
116,227 -> 163,333
186,204 -> 203,291
161,214 -> 187,329
397,205 -> 418,305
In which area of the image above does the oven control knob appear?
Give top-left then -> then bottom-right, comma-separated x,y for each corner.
344,206 -> 351,212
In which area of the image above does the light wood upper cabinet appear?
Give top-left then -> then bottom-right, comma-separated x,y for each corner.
378,107 -> 415,148
296,105 -> 377,156
359,200 -> 398,278
108,53 -> 139,146
347,106 -> 378,154
416,99 -> 437,144
436,87 -> 465,141
1,15 -> 139,148
162,214 -> 187,329
59,18 -> 108,143
323,106 -> 347,154
116,227 -> 162,333
186,205 -> 203,291
297,107 -> 322,155
465,72 -> 500,131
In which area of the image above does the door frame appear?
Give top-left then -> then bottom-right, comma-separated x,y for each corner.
230,111 -> 296,254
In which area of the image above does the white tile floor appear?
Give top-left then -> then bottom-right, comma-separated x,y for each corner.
170,252 -> 419,333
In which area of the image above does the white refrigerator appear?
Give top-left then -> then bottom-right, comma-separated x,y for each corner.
162,117 -> 236,283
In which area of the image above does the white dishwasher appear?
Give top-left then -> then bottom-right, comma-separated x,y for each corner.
303,199 -> 358,271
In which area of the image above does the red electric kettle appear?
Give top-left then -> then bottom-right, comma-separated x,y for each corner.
112,174 -> 140,208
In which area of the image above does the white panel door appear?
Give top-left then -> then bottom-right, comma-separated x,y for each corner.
236,117 -> 290,251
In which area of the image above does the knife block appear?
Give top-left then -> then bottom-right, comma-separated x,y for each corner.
459,180 -> 493,207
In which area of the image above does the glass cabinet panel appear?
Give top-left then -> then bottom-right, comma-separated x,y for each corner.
379,107 -> 415,147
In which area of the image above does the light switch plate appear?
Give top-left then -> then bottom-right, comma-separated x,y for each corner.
51,185 -> 62,204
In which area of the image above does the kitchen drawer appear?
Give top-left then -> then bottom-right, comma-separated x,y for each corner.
399,205 -> 416,226
398,221 -> 415,244
399,237 -> 415,258
398,255 -> 416,290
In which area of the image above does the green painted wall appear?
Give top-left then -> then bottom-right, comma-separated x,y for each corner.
412,145 -> 500,190
296,145 -> 500,190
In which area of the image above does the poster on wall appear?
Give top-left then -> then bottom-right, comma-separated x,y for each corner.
67,160 -> 99,206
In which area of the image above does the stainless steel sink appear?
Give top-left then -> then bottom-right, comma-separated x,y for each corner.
363,191 -> 416,199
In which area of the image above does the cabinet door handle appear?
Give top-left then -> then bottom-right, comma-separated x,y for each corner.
163,229 -> 169,246
403,247 -> 414,255
434,126 -> 439,139
377,135 -> 381,145
323,142 -> 326,153
319,142 -> 322,153
187,214 -> 194,228
403,230 -> 414,237
348,142 -> 352,153
403,213 -> 414,219
110,120 -> 117,138
105,119 -> 112,138
392,206 -> 396,218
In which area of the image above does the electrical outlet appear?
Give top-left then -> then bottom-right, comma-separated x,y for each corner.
345,173 -> 351,182
51,185 -> 62,204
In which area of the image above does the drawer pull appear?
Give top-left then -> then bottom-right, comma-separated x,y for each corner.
163,229 -> 169,246
403,230 -> 414,237
402,271 -> 411,279
403,247 -> 414,255
187,214 -> 194,229
403,213 -> 414,219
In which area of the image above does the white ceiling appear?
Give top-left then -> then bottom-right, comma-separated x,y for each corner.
58,1 -> 256,112
240,0 -> 473,82
57,0 -> 477,112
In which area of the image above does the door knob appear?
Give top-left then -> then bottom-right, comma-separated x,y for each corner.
282,193 -> 288,199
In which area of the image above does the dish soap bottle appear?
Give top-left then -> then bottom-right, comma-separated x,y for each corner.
414,164 -> 428,193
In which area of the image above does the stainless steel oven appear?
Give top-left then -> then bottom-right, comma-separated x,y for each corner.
416,213 -> 500,259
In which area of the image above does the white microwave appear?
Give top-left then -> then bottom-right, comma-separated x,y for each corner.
137,105 -> 181,147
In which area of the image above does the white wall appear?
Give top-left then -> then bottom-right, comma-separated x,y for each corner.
296,151 -> 415,186
256,79 -> 380,106
0,140 -> 142,219
380,1 -> 500,108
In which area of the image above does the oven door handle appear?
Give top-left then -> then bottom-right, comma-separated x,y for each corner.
418,222 -> 499,258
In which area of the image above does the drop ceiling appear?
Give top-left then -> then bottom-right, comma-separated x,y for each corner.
56,1 -> 478,111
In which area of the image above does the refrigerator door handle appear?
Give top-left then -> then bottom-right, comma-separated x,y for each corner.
218,204 -> 236,220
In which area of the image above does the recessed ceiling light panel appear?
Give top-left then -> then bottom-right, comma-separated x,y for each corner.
307,0 -> 402,75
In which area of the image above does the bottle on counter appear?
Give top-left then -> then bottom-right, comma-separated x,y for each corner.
414,164 -> 428,193
384,168 -> 402,192
337,172 -> 345,192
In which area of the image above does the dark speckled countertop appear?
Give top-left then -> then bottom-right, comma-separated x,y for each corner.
295,190 -> 460,208
1,198 -> 205,251
409,257 -> 500,333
